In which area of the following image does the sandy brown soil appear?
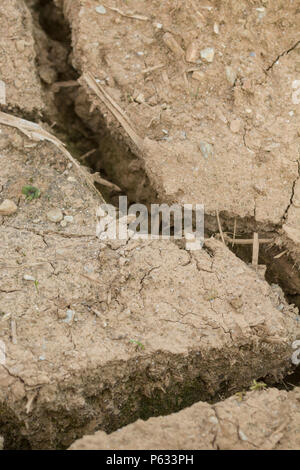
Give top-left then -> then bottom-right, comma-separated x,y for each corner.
0,0 -> 45,113
70,387 -> 300,450
0,0 -> 299,451
57,0 -> 300,302
0,121 -> 299,449
63,0 -> 300,229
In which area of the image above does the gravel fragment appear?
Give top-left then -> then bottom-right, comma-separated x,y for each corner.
0,199 -> 17,215
163,33 -> 184,57
15,40 -> 26,52
225,66 -> 237,86
64,215 -> 74,223
63,310 -> 75,324
47,208 -> 63,223
0,80 -> 6,105
192,71 -> 205,81
186,42 -> 198,63
213,23 -> 219,34
23,274 -> 35,282
200,48 -> 215,63
95,5 -> 106,14
199,142 -> 214,159
230,119 -> 241,133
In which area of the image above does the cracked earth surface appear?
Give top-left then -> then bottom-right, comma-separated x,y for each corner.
0,0 -> 300,450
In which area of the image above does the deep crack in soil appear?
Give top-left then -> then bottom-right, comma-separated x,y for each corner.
32,0 -> 300,310
35,0 -> 300,380
0,0 -> 299,450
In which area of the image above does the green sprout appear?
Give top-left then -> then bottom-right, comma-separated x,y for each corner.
34,280 -> 39,293
22,185 -> 41,201
250,379 -> 267,392
130,339 -> 145,350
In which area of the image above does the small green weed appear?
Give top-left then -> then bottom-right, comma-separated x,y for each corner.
22,185 -> 41,201
130,339 -> 145,350
250,379 -> 267,391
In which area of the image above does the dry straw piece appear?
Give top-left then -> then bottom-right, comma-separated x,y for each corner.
252,232 -> 259,269
103,5 -> 149,21
0,80 -> 6,105
0,111 -> 101,199
82,72 -> 144,151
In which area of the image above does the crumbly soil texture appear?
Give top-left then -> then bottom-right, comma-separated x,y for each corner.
0,0 -> 300,450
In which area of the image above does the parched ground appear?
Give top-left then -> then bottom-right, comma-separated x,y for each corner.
0,0 -> 45,113
62,0 -> 300,229
70,387 -> 300,450
59,0 -> 300,302
0,121 -> 299,449
0,0 -> 299,450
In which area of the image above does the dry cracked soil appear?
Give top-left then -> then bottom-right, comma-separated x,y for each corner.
0,0 -> 300,451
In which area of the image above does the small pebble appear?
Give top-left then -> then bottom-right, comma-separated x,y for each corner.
0,80 -> 6,105
57,310 -> 67,320
46,208 -> 63,223
238,430 -> 248,442
199,142 -> 214,159
213,23 -> 219,34
16,40 -> 26,52
163,33 -> 184,57
200,48 -> 215,63
95,5 -> 106,14
230,119 -> 241,133
0,199 -> 17,216
63,309 -> 75,324
135,93 -> 145,103
186,42 -> 198,63
192,71 -> 205,81
225,66 -> 237,86
23,274 -> 35,281
209,416 -> 218,424
64,215 -> 74,223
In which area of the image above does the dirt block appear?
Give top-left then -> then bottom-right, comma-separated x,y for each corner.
56,0 -> 300,312
0,0 -> 299,450
0,0 -> 45,113
62,0 -> 300,230
69,388 -> 300,450
0,125 -> 299,449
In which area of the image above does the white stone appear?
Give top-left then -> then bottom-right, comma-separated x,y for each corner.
23,274 -> 35,281
200,48 -> 215,63
213,23 -> 219,34
95,5 -> 106,14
